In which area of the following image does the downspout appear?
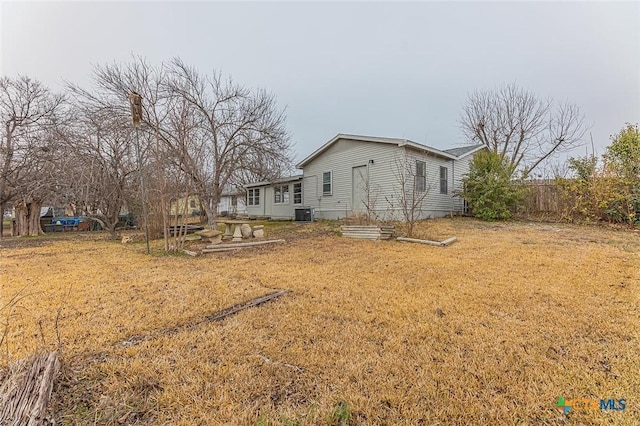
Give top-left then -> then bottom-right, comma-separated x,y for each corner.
451,158 -> 455,215
312,175 -> 320,217
366,161 -> 371,219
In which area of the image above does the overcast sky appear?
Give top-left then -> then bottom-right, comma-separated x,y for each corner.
2,1 -> 639,170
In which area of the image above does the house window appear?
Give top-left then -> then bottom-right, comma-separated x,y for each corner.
248,188 -> 260,206
322,171 -> 332,196
416,160 -> 426,192
274,184 -> 290,204
293,182 -> 302,204
189,199 -> 196,209
440,166 -> 448,194
231,195 -> 237,207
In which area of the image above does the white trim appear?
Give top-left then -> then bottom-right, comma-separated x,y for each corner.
244,175 -> 302,188
296,134 -> 458,168
439,166 -> 449,194
322,171 -> 333,196
415,160 -> 426,193
293,182 -> 303,205
247,188 -> 261,206
273,184 -> 290,205
451,144 -> 487,159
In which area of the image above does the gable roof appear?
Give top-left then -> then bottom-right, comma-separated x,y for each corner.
296,134 -> 484,168
443,144 -> 486,158
243,175 -> 303,189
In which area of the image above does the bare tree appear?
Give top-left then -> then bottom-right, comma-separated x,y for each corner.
57,104 -> 139,238
0,76 -> 65,236
460,82 -> 587,177
67,57 -> 191,244
166,58 -> 293,227
386,153 -> 431,237
68,56 -> 293,232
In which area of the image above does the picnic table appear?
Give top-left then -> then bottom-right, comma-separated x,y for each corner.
218,219 -> 251,242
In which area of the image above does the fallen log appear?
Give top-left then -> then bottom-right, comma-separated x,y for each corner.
202,290 -> 290,323
117,290 -> 290,347
0,352 -> 60,426
397,236 -> 458,246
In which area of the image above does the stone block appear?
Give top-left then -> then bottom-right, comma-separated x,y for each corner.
240,223 -> 253,238
196,229 -> 222,238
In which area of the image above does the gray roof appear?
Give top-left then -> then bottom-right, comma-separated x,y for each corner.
296,133 -> 462,168
243,175 -> 303,188
443,144 -> 486,157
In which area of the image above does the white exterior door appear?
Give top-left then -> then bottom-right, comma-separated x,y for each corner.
352,165 -> 368,212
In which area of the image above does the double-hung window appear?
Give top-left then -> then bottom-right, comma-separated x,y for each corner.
274,184 -> 290,204
322,171 -> 332,196
293,182 -> 302,204
248,188 -> 260,206
440,166 -> 448,194
415,161 -> 426,193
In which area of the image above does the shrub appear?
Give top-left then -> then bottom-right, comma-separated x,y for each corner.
558,158 -> 640,225
462,151 -> 526,221
558,122 -> 640,225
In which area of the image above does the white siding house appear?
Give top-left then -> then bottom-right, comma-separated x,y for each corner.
244,134 -> 484,221
295,134 -> 485,220
217,192 -> 247,217
244,176 -> 304,219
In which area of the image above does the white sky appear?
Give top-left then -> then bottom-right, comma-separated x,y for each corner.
2,1 -> 639,169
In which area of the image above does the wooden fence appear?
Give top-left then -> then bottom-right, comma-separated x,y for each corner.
521,179 -> 570,216
523,180 -> 559,213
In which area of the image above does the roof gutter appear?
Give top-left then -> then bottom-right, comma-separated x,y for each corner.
398,142 -> 458,160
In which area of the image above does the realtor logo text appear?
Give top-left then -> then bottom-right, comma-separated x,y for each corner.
555,397 -> 626,414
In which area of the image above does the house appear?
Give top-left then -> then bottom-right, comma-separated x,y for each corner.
244,134 -> 486,220
217,190 -> 247,217
245,175 -> 303,219
170,192 -> 247,218
170,195 -> 201,217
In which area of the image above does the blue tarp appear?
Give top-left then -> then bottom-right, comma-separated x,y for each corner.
51,217 -> 82,226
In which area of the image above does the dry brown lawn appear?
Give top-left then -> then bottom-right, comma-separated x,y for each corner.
0,219 -> 638,425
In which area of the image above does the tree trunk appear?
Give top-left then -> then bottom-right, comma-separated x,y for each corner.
161,194 -> 169,252
106,222 -> 119,239
0,204 -> 4,239
88,216 -> 119,239
14,200 -> 44,236
202,198 -> 218,229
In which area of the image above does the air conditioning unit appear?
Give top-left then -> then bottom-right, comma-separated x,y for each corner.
294,207 -> 313,222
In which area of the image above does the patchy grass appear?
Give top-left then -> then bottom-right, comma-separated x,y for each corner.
0,219 -> 638,425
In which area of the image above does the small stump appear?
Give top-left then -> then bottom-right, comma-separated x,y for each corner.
0,352 -> 60,425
